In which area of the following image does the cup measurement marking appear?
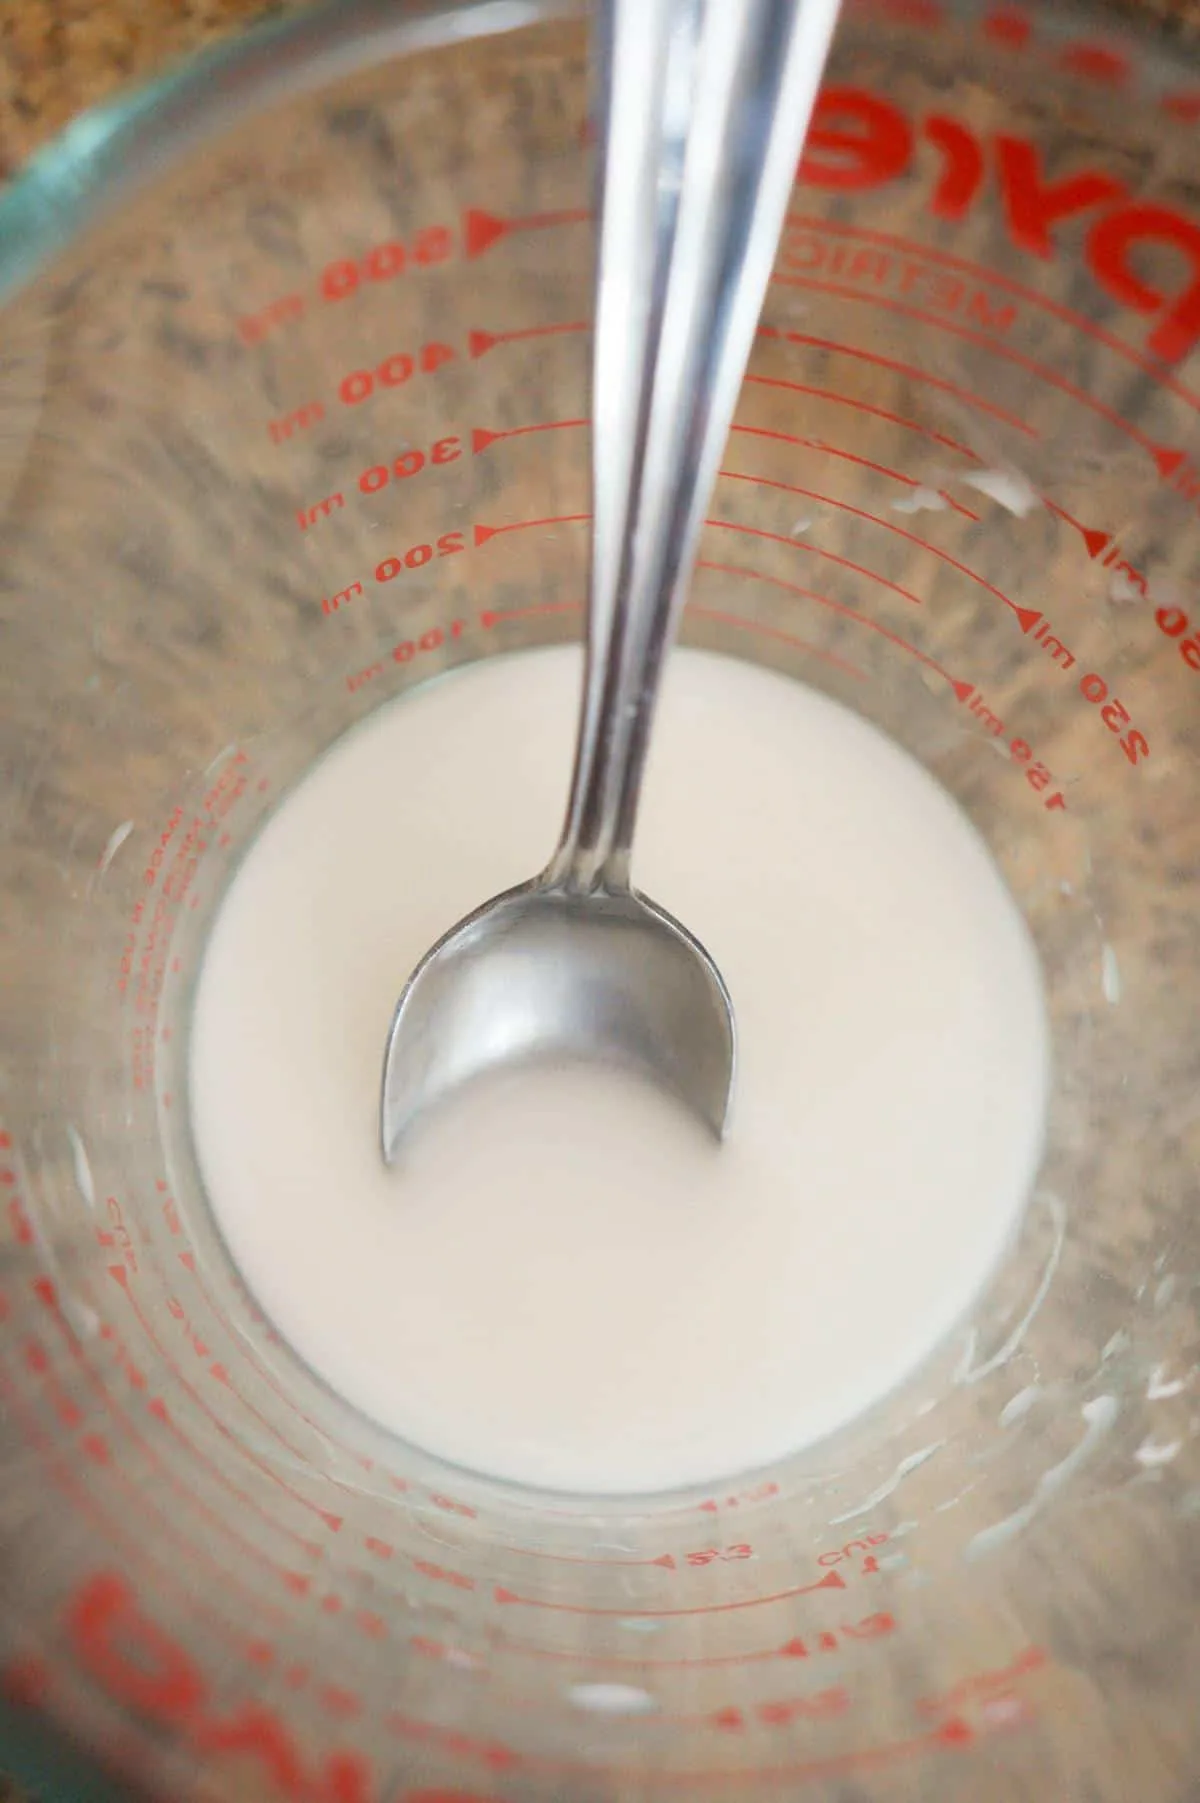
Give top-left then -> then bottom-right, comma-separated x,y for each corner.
490,1568 -> 847,1618
19,1333 -> 296,1626
0,1365 -> 281,1654
745,371 -> 980,460
774,278 -> 1180,474
33,1273 -> 328,1574
265,316 -> 1028,451
44,1574 -> 1007,1798
478,574 -> 1067,811
472,1617 -> 894,1671
107,1267 -> 344,1533
472,505 -> 1141,776
296,425 -> 977,536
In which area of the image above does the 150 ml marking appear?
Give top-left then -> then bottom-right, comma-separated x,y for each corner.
963,693 -> 1069,805
1023,617 -> 1150,764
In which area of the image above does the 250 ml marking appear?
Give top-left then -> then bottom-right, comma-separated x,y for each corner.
1025,616 -> 1150,764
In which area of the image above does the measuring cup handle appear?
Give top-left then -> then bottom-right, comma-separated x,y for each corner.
547,0 -> 841,898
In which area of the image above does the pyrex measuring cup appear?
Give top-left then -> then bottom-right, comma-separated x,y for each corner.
2,0 -> 1200,1797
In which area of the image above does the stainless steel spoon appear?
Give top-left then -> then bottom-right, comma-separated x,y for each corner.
381,0 -> 841,1162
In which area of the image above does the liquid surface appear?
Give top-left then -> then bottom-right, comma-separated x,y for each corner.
189,647 -> 1048,1494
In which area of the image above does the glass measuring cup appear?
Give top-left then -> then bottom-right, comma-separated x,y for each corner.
2,0 -> 1200,1796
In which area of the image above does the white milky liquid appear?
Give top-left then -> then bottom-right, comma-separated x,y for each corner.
189,647 -> 1048,1494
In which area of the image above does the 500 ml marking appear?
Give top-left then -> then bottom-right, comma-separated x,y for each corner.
238,226 -> 456,345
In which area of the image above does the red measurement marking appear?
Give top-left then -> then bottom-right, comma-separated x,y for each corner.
8,1192 -> 33,1246
387,1674 -> 967,1788
695,1481 -> 781,1514
689,603 -> 866,681
479,596 -> 864,686
480,602 -> 582,631
268,401 -> 325,445
1163,90 -> 1200,121
1154,445 -> 1189,480
463,206 -> 590,261
491,1544 -> 679,1569
492,1567 -> 845,1619
460,1613 -> 893,1673
207,1361 -> 312,1466
108,1267 -> 343,1534
817,1534 -> 889,1566
774,275 -> 1171,469
35,1277 -> 321,1571
0,1365 -> 278,1654
65,1575 -> 374,1803
468,321 -> 588,358
676,1685 -> 850,1731
786,212 -> 1200,419
316,227 -> 454,305
758,326 -> 1036,438
238,294 -> 305,347
917,1645 -> 1048,1716
411,1558 -> 476,1593
402,1637 -> 972,1784
705,518 -> 924,611
696,561 -> 969,698
746,374 -> 978,460
473,420 -> 586,452
473,514 -> 590,546
729,428 -> 980,520
957,699 -> 1069,808
719,473 -> 1043,631
21,1337 -> 293,1626
337,342 -> 456,407
475,506 -> 928,616
471,413 -> 976,517
1045,500 -> 1112,559
178,1244 -> 368,1465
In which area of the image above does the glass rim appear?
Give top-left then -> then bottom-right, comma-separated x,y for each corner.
0,0 -> 573,310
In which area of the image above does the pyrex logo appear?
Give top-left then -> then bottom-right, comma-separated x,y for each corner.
800,87 -> 1200,363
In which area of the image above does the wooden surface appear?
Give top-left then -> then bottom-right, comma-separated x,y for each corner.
0,0 -> 1199,174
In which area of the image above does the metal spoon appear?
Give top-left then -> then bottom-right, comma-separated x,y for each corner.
381,0 -> 841,1162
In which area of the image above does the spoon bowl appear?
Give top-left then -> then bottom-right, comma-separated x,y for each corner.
381,881 -> 735,1161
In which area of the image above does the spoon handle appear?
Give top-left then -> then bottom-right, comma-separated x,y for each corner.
548,0 -> 841,898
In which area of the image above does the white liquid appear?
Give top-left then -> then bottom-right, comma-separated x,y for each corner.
189,648 -> 1048,1494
